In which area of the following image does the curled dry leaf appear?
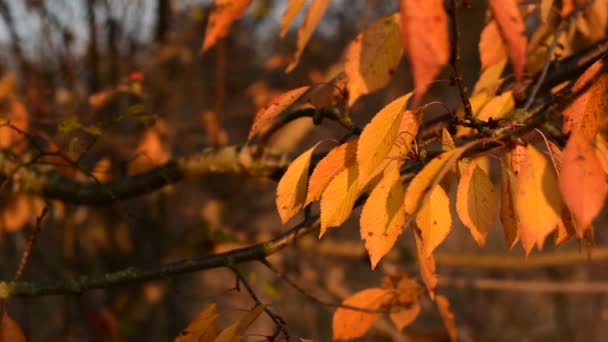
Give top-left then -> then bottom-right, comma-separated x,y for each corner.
436,295 -> 458,342
286,0 -> 331,72
508,145 -> 562,254
400,0 -> 450,104
456,162 -> 498,246
344,13 -> 403,105
306,138 -> 358,206
360,161 -> 406,269
357,92 -> 412,185
488,0 -> 527,82
276,143 -> 319,223
332,288 -> 390,340
279,0 -> 306,37
416,185 -> 451,256
202,0 -> 253,52
559,132 -> 608,236
248,86 -> 310,140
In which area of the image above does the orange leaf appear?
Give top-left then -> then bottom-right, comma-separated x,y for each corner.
213,323 -> 239,342
276,144 -> 319,223
499,159 -> 519,248
280,0 -> 307,37
436,295 -> 458,342
416,185 -> 451,256
488,0 -> 527,82
344,14 -> 403,105
479,20 -> 507,70
202,0 -> 253,52
320,163 -> 360,236
400,0 -> 450,104
286,0 -> 330,72
306,139 -> 358,206
357,93 -> 413,184
332,288 -> 390,340
235,304 -> 267,333
0,312 -> 26,342
563,62 -> 608,139
414,227 -> 437,298
360,161 -> 406,269
559,132 -> 608,236
456,162 -> 498,246
248,86 -> 310,140
175,304 -> 218,342
508,145 -> 562,254
390,303 -> 421,331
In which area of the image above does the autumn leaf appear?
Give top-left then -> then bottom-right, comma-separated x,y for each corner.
234,304 -> 267,333
175,304 -> 218,342
360,161 -> 406,269
382,273 -> 423,331
306,139 -> 358,206
276,143 -> 319,223
479,20 -> 507,70
473,59 -> 507,95
456,162 -> 498,246
202,0 -> 253,52
332,288 -> 390,340
416,185 -> 451,256
320,163 -> 361,236
540,0 -> 555,22
248,86 -> 310,140
499,159 -> 519,248
357,93 -> 413,185
400,0 -> 450,104
436,295 -> 458,342
559,132 -> 608,236
477,91 -> 515,122
286,0 -> 330,72
0,312 -> 26,342
213,323 -> 239,342
280,0 -> 306,37
344,13 -> 403,105
508,145 -> 562,254
414,227 -> 437,298
488,0 -> 527,82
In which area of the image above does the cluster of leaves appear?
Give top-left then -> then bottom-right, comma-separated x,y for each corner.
197,0 -> 608,339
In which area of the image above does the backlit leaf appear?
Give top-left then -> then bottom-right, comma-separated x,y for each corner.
509,145 -> 562,254
279,0 -> 306,37
213,323 -> 239,342
479,20 -> 507,70
414,227 -> 437,298
306,139 -> 358,206
344,14 -> 403,105
559,132 -> 608,236
360,161 -> 405,269
286,0 -> 330,72
400,0 -> 449,104
332,288 -> 390,340
202,0 -> 253,52
473,59 -> 507,94
416,185 -> 451,256
175,304 -> 218,342
389,303 -> 420,331
357,93 -> 413,184
456,162 -> 498,246
499,159 -> 519,248
436,295 -> 458,342
276,144 -> 319,223
477,91 -> 515,122
320,163 -> 360,236
488,0 -> 527,82
248,86 -> 310,139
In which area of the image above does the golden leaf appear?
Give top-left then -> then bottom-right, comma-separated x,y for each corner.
436,295 -> 458,342
499,158 -> 519,248
332,288 -> 390,340
477,91 -> 515,122
286,0 -> 330,72
320,163 -> 360,236
279,0 -> 306,37
248,86 -> 310,140
473,59 -> 507,95
400,0 -> 450,104
488,0 -> 527,82
360,161 -> 406,269
276,144 -> 319,223
175,304 -> 218,342
202,0 -> 253,52
479,20 -> 507,70
416,185 -> 451,256
213,323 -> 239,342
413,227 -> 437,298
456,162 -> 498,246
344,14 -> 403,105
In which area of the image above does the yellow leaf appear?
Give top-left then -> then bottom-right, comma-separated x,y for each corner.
276,144 -> 319,223
488,0 -> 527,82
248,86 -> 310,139
473,59 -> 507,94
345,14 -> 403,105
413,227 -> 437,298
286,0 -> 330,72
454,91 -> 492,137
479,20 -> 507,70
416,185 -> 451,256
436,295 -> 458,342
477,91 -> 515,122
559,132 -> 608,236
320,163 -> 360,236
332,288 -> 390,340
357,93 -> 413,185
202,0 -> 253,52
509,145 -> 562,254
279,0 -> 306,37
360,161 -> 406,269
306,139 -> 358,206
456,162 -> 498,246
400,0 -> 450,104
499,159 -> 519,248
175,304 -> 218,342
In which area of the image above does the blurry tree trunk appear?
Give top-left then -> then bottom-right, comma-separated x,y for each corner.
155,0 -> 171,43
86,0 -> 100,92
0,0 -> 28,77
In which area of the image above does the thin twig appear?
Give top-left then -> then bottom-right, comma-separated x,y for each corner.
448,0 -> 473,120
14,206 -> 48,281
